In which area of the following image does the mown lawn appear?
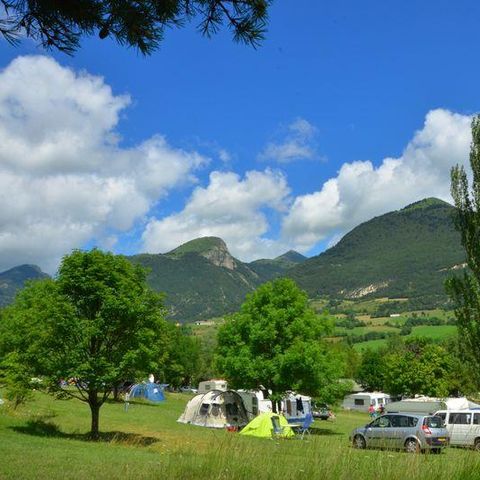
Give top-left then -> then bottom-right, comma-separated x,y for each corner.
2,392 -> 480,479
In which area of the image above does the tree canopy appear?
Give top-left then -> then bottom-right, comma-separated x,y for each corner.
355,337 -> 463,397
0,249 -> 169,438
0,0 -> 270,54
215,278 -> 347,404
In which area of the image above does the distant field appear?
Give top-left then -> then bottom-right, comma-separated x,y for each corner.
2,392 -> 480,479
408,325 -> 457,339
352,338 -> 389,351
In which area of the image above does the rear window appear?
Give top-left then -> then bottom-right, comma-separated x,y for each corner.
424,416 -> 444,428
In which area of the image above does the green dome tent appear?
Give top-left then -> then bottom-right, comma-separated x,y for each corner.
240,412 -> 294,439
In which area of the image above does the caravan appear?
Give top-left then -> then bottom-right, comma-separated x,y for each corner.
281,392 -> 312,423
237,389 -> 272,420
342,392 -> 391,412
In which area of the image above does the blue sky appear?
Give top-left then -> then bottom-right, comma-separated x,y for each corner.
0,0 -> 478,272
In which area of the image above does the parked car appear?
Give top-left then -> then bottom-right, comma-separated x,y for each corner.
435,410 -> 480,450
180,386 -> 198,394
312,402 -> 331,420
350,413 -> 449,453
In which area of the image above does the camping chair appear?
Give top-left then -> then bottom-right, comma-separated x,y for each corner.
295,413 -> 314,439
271,415 -> 287,438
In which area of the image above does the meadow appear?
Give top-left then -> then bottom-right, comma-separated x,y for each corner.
2,392 -> 480,479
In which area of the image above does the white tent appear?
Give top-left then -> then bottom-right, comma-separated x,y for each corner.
178,390 -> 249,429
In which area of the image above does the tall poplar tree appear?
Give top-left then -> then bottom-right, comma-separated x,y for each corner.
446,114 -> 480,388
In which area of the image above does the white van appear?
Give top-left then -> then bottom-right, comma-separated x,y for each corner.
435,410 -> 480,449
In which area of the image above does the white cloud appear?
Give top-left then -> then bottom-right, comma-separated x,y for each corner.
258,117 -> 318,163
142,169 -> 291,260
282,109 -> 472,250
0,55 -> 208,273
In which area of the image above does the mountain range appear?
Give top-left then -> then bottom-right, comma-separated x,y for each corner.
0,198 -> 466,321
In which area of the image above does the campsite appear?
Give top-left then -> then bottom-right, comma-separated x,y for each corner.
3,390 -> 480,480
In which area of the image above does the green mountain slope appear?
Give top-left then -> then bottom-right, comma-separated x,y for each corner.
130,237 -> 305,322
288,198 -> 464,307
0,264 -> 49,307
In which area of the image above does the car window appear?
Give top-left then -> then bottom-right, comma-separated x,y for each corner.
449,412 -> 472,425
390,415 -> 417,428
474,414 -> 480,425
436,412 -> 447,424
371,416 -> 391,428
424,416 -> 443,428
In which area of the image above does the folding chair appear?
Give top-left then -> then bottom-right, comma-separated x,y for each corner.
296,413 -> 314,439
271,415 -> 286,438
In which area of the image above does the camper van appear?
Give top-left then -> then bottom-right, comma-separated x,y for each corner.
342,392 -> 391,412
435,410 -> 480,449
197,379 -> 228,394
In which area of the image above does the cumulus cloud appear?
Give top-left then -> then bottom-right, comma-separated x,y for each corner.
282,109 -> 472,250
258,118 -> 318,163
141,169 -> 291,260
0,56 -> 207,273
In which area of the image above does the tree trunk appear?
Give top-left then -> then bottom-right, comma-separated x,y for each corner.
113,384 -> 119,401
88,391 -> 100,439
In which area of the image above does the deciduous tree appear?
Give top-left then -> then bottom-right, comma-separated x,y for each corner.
215,278 -> 346,406
0,249 -> 169,438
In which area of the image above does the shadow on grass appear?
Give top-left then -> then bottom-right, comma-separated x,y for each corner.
11,420 -> 159,446
308,426 -> 343,436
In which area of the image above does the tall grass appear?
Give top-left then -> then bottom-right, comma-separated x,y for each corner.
1,392 -> 480,479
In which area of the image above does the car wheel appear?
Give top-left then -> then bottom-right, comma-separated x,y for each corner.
353,435 -> 366,449
430,448 -> 441,455
404,439 -> 419,453
474,439 -> 480,451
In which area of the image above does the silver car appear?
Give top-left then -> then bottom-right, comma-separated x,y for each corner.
350,413 -> 449,453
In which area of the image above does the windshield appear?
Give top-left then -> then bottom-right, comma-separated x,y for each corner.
424,416 -> 444,428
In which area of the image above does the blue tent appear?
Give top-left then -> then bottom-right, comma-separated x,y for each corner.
128,382 -> 165,403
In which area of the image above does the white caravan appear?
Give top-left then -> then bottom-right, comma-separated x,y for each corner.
342,392 -> 391,412
197,379 -> 228,394
237,390 -> 272,420
281,392 -> 312,422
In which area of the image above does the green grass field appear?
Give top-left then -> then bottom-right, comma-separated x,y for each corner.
2,392 -> 480,479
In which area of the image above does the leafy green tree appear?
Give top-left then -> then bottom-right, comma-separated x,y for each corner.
159,324 -> 204,388
0,0 -> 269,55
356,348 -> 387,391
382,338 -> 456,397
447,114 -> 480,392
215,278 -> 346,407
0,249 -> 169,438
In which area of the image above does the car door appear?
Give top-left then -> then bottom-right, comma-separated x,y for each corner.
365,415 -> 391,448
449,412 -> 472,445
388,414 -> 417,449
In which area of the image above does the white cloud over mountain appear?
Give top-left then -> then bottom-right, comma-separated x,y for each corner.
142,169 -> 291,260
282,109 -> 472,250
0,56 -> 207,272
0,55 -> 472,271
